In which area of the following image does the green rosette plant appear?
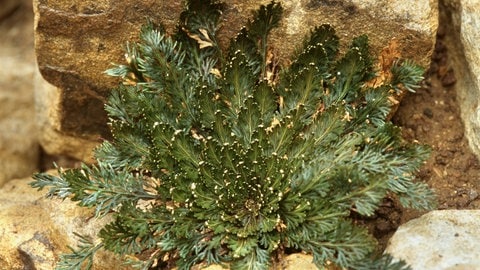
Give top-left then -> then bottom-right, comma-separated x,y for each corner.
31,1 -> 435,269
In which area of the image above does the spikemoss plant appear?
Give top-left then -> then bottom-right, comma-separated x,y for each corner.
31,1 -> 435,269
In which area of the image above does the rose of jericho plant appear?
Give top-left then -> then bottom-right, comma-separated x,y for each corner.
31,1 -> 436,269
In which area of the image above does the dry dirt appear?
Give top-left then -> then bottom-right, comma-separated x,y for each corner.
397,33 -> 480,212
363,21 -> 480,251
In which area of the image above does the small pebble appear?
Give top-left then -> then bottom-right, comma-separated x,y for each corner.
441,69 -> 457,87
423,108 -> 434,118
469,189 -> 479,201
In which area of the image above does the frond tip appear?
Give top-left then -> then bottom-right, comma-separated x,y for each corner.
55,233 -> 104,270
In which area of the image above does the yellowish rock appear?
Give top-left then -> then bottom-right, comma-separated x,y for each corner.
0,176 -> 131,269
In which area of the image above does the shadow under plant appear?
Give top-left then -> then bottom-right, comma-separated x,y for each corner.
31,1 -> 436,269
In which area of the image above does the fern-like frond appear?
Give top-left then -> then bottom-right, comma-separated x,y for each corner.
55,233 -> 104,270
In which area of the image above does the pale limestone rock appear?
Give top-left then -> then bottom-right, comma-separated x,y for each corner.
385,210 -> 480,270
0,176 -> 132,269
282,253 -> 317,270
33,0 -> 438,162
0,0 -> 39,186
354,0 -> 438,34
441,0 -> 480,160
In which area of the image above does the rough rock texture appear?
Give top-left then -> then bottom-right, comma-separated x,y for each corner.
35,72 -> 99,162
33,0 -> 438,162
281,253 -> 317,270
441,0 -> 480,160
0,176 -> 132,269
0,1 -> 39,186
385,210 -> 480,270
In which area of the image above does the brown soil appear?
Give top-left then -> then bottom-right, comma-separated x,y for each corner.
364,16 -> 480,251
396,38 -> 480,212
